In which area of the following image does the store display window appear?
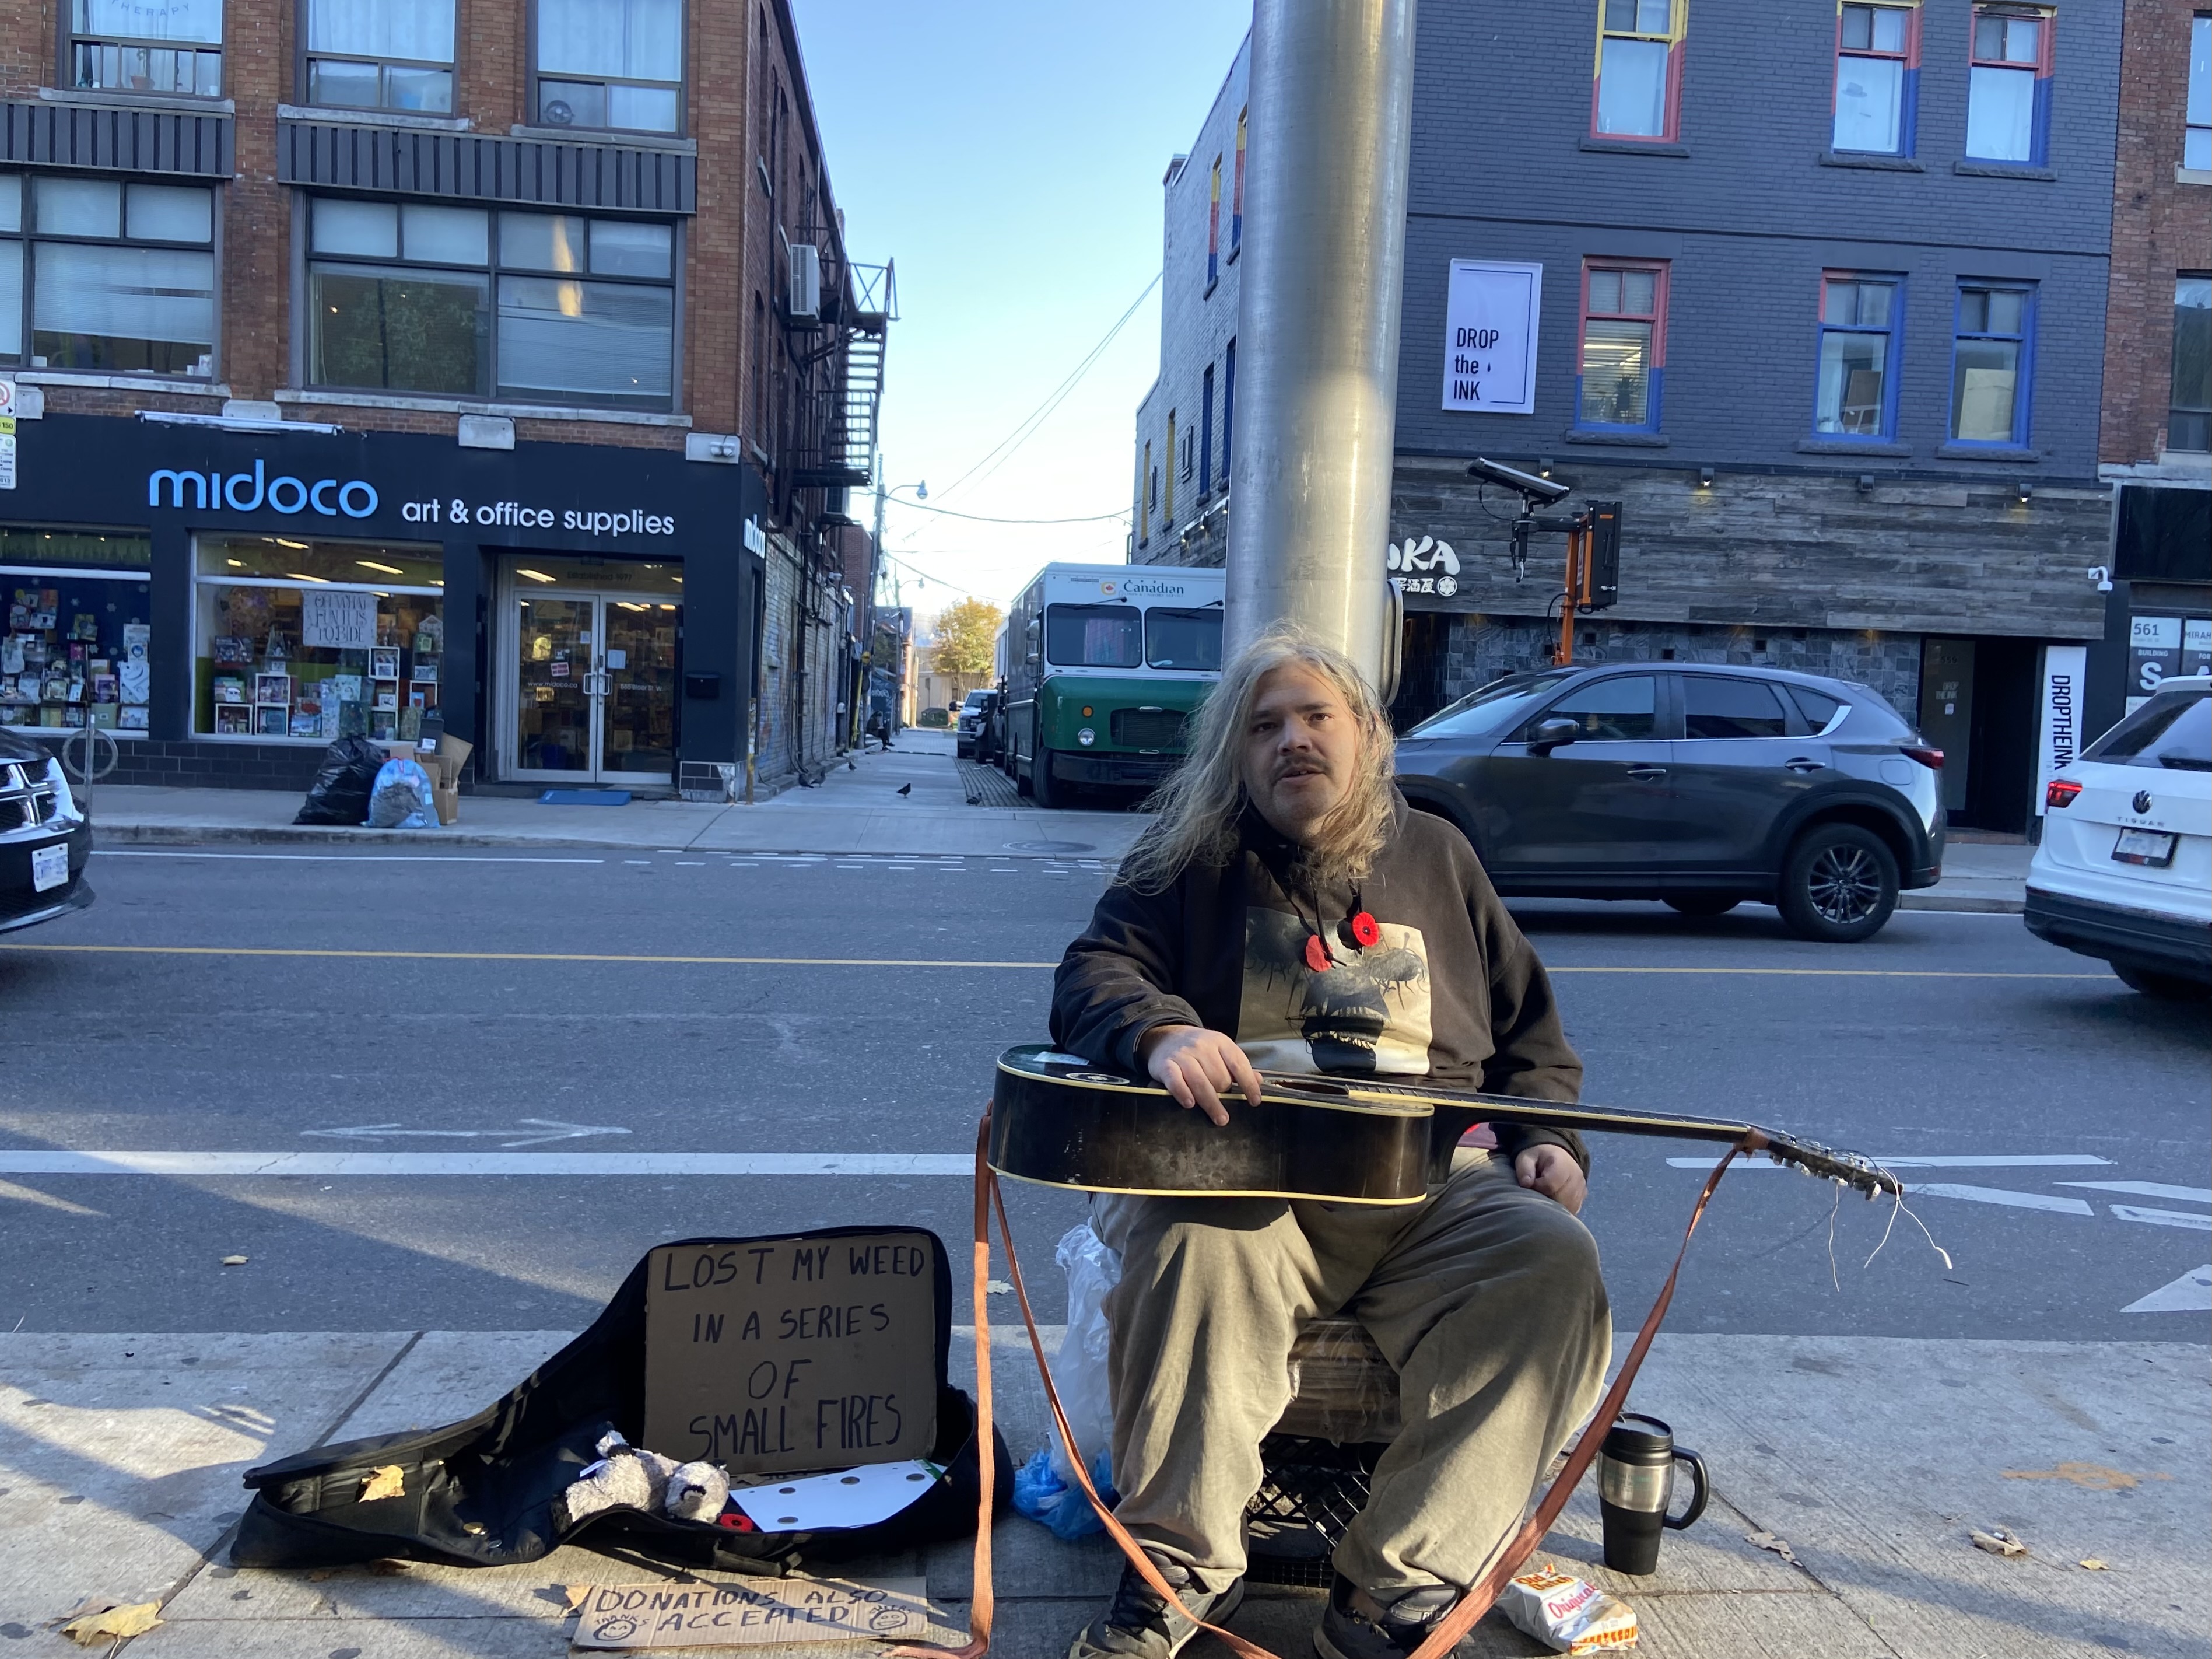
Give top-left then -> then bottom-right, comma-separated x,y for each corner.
194,535 -> 444,741
1,530 -> 154,734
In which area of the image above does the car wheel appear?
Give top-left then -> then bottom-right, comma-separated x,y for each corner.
1778,824 -> 1898,942
1665,895 -> 1740,917
2112,962 -> 2208,1001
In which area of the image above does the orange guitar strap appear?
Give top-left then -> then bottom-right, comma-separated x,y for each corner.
898,1112 -> 1752,1659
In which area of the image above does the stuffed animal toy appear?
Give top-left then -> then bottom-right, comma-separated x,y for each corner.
555,1432 -> 683,1529
664,1461 -> 731,1523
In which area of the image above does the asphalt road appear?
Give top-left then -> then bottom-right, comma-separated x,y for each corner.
1,839 -> 2204,1342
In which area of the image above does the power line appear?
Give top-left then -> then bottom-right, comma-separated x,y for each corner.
890,498 -> 1131,526
928,272 -> 1162,508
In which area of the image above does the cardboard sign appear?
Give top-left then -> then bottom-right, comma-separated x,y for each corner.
301,587 -> 377,650
570,1575 -> 930,1649
643,1233 -> 938,1475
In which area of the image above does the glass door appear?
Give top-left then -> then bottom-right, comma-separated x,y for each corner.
507,587 -> 683,783
514,595 -> 598,778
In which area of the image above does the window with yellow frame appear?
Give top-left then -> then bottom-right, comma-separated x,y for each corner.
1591,0 -> 1685,142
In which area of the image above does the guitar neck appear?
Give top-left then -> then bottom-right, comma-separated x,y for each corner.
1260,1072 -> 1776,1153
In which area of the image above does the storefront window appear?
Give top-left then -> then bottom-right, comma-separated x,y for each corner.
194,535 -> 443,741
1,530 -> 155,734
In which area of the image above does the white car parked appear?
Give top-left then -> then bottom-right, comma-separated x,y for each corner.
2026,674 -> 2211,999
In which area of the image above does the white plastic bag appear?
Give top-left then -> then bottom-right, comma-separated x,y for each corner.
366,757 -> 435,829
1047,1220 -> 1121,1487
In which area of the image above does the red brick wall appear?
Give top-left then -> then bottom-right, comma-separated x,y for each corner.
2101,0 -> 2212,465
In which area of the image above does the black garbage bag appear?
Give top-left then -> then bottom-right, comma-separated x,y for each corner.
294,736 -> 390,826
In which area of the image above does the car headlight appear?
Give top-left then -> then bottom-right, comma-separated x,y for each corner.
1077,727 -> 1096,747
43,757 -> 78,818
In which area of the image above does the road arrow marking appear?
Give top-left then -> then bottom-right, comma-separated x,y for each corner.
2108,1204 -> 2212,1231
302,1119 -> 632,1148
2058,1181 -> 2212,1204
1904,1184 -> 2094,1215
2121,1265 -> 2212,1313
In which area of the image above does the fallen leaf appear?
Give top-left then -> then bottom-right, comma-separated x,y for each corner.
359,1466 -> 405,1502
2078,1558 -> 2109,1571
1745,1530 -> 1799,1564
59,1600 -> 162,1645
1971,1527 -> 2027,1558
220,1255 -> 249,1267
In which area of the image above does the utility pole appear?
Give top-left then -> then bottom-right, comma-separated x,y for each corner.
1225,0 -> 1418,689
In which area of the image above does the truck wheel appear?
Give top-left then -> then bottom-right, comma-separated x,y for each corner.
1032,750 -> 1063,809
1778,824 -> 1898,942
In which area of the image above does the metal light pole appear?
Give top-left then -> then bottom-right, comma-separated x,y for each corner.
1225,0 -> 1417,690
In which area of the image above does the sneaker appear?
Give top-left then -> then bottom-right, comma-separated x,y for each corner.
1065,1549 -> 1248,1658
1313,1573 -> 1458,1659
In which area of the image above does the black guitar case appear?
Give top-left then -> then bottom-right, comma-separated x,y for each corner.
231,1226 -> 1010,1573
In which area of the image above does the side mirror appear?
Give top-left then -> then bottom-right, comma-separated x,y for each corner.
1528,717 -> 1580,755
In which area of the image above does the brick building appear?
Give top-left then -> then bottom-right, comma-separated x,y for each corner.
0,0 -> 886,797
2090,0 -> 2210,735
1137,1 -> 2134,834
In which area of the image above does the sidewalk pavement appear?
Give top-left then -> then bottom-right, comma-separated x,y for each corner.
78,731 -> 1151,864
1899,839 -> 2031,916
2,1322 -> 2200,1657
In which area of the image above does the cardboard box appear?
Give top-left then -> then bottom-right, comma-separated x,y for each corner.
432,782 -> 460,826
437,732 -> 475,775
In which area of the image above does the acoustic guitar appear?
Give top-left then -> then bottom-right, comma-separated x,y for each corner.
989,1045 -> 1901,1205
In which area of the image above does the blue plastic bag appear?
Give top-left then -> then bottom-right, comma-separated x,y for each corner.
1011,1444 -> 1120,1540
366,757 -> 436,830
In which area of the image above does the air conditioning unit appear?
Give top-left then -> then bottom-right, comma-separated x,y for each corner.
788,244 -> 822,321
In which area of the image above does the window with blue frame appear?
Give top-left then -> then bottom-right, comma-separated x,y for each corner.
1950,282 -> 2034,446
1965,4 -> 2052,164
1832,3 -> 1919,155
1813,274 -> 1902,438
1575,261 -> 1667,432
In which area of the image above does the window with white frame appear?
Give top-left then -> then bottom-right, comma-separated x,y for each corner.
69,0 -> 221,96
0,174 -> 216,376
1832,4 -> 1918,155
534,0 -> 683,134
305,0 -> 457,113
308,198 -> 675,408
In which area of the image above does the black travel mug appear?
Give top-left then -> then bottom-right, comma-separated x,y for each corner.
1597,1413 -> 1709,1576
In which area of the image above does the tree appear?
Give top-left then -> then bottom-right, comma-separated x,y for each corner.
930,597 -> 1002,681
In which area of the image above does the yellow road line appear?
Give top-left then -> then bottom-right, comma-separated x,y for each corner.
0,943 -> 2106,978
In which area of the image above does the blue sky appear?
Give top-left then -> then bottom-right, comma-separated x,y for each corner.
791,1 -> 1253,621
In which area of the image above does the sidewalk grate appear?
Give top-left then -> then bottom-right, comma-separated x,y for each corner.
956,760 -> 1022,808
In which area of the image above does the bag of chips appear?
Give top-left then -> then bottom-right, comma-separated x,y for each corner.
1499,1565 -> 1639,1653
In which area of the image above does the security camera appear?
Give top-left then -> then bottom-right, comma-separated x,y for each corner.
1467,455 -> 1571,505
2087,565 -> 2113,593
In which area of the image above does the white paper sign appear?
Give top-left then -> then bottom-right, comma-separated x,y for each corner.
728,1461 -> 940,1532
1441,260 -> 1543,414
301,588 -> 377,650
2034,645 -> 2087,817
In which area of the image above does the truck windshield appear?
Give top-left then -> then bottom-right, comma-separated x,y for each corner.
1046,604 -> 1142,667
1146,607 -> 1223,670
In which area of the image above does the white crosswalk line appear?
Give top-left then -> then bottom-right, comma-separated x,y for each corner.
2109,1204 -> 2212,1231
1904,1183 -> 2094,1215
2059,1181 -> 2212,1204
0,1151 -> 973,1177
1666,1154 -> 2112,1169
2122,1265 -> 2212,1312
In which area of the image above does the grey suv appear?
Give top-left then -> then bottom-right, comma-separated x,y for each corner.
1395,663 -> 1944,941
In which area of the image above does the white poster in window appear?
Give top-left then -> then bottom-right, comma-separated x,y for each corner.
2034,645 -> 2086,818
301,588 -> 378,651
1440,261 -> 1542,415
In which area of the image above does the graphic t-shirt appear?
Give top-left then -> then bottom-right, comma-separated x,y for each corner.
1237,905 -> 1434,1078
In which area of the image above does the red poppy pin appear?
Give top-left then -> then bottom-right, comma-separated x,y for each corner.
1303,934 -> 1334,974
1349,911 -> 1382,949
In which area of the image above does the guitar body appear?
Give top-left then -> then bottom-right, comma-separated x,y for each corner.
990,1046 -> 1436,1205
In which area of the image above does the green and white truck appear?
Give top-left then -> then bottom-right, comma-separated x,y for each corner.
1001,562 -> 1225,808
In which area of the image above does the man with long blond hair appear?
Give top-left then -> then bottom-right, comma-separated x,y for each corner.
1052,625 -> 1608,1659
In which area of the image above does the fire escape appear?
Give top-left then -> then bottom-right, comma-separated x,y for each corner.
782,226 -> 893,520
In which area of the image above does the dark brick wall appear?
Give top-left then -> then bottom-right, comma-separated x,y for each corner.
1398,0 -> 2119,479
17,733 -> 328,790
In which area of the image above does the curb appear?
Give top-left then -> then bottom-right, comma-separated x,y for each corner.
1899,891 -> 2025,914
93,823 -> 646,853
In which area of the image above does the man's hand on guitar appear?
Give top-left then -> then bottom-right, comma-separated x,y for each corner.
1515,1144 -> 1587,1214
1137,1025 -> 1264,1128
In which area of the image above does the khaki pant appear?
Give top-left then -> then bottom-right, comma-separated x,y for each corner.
1092,1152 -> 1611,1601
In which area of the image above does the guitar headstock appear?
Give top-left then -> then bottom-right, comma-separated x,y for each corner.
1761,1137 -> 1902,1200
